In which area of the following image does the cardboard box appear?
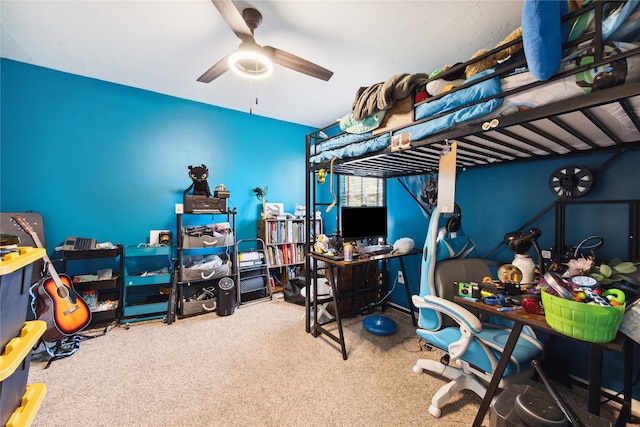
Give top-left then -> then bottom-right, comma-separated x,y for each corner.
372,96 -> 414,136
619,298 -> 640,344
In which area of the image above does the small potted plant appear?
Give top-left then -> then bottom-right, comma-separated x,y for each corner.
252,186 -> 268,218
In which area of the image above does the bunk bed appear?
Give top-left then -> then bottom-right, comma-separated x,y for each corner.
303,0 -> 640,341
302,6 -> 640,420
305,1 -> 640,179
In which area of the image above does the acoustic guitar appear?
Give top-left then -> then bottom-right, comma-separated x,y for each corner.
12,215 -> 91,341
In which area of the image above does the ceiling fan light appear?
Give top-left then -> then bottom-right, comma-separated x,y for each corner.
228,50 -> 273,79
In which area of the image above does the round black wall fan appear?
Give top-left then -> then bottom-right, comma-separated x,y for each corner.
548,165 -> 594,199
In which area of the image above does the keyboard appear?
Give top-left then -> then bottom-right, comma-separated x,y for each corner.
62,236 -> 97,251
362,244 -> 393,254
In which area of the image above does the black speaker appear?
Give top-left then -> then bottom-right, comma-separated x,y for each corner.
217,277 -> 236,316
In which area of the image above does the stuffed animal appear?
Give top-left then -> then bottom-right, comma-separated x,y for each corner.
465,27 -> 524,78
393,237 -> 415,254
317,169 -> 327,184
314,234 -> 330,253
425,63 -> 467,97
184,164 -> 212,197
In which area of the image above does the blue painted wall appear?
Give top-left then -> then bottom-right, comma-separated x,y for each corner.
388,150 -> 640,302
1,59 -> 313,248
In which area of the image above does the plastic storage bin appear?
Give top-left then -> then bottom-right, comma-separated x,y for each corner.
541,289 -> 625,343
1,320 -> 47,426
0,247 -> 45,350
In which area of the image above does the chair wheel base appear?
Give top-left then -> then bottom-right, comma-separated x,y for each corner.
412,365 -> 423,374
429,404 -> 442,418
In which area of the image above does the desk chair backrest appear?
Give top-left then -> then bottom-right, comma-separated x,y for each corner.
435,257 -> 490,303
419,206 -> 477,330
413,207 -> 544,419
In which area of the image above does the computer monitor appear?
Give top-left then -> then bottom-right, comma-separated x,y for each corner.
341,206 -> 387,242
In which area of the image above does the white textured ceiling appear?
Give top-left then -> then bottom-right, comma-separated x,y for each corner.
1,0 -> 525,128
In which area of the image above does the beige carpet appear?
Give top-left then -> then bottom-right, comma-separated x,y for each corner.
27,299 -> 619,426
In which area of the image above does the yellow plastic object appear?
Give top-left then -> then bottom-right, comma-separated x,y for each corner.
5,383 -> 47,427
541,289 -> 625,343
0,247 -> 45,275
0,321 -> 46,381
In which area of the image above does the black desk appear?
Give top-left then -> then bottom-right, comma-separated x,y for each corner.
455,297 -> 633,427
307,249 -> 419,360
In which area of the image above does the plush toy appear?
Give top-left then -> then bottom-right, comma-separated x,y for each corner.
184,164 -> 212,197
393,237 -> 415,254
314,234 -> 330,253
465,27 -> 524,78
317,169 -> 327,184
425,63 -> 466,97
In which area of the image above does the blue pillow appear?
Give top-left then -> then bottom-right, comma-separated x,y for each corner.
522,0 -> 570,80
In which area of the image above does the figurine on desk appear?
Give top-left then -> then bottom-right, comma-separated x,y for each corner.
313,234 -> 330,254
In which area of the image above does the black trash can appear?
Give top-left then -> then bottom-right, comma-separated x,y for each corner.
217,277 -> 236,316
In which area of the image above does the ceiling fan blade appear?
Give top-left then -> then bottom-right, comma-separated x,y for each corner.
264,46 -> 333,81
197,55 -> 230,83
211,0 -> 253,41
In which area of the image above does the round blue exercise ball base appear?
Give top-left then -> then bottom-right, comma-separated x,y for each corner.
363,315 -> 397,335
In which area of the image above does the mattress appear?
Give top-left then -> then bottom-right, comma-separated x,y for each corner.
309,41 -> 640,166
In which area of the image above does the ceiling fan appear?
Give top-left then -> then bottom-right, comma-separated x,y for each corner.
197,0 -> 334,83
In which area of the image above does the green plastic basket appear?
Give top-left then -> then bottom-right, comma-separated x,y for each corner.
541,289 -> 624,343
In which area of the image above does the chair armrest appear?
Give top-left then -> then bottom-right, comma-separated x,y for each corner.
412,294 -> 484,360
412,294 -> 483,333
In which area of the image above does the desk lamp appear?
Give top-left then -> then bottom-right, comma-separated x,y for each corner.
504,228 -> 546,284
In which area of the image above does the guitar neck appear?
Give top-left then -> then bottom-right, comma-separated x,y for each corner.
33,235 -> 64,285
12,216 -> 65,287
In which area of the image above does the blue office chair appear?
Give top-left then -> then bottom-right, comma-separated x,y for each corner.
412,206 -> 544,418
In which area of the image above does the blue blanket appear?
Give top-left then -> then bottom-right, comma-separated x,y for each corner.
309,69 -> 502,165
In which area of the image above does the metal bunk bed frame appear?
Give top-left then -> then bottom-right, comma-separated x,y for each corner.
306,1 -> 640,179
303,2 -> 640,336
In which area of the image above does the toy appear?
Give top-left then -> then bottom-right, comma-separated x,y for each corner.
603,288 -> 625,306
184,164 -> 212,197
314,234 -> 329,253
392,237 -> 415,254
465,27 -> 523,78
425,64 -> 466,96
317,169 -> 326,184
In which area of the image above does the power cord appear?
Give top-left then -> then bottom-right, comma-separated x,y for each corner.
359,276 -> 399,315
402,336 -> 436,353
573,235 -> 604,258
